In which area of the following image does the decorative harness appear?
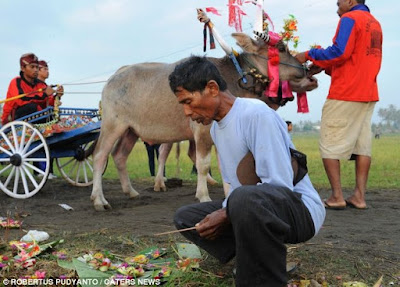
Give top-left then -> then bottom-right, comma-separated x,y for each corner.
199,6 -> 310,112
233,51 -> 307,107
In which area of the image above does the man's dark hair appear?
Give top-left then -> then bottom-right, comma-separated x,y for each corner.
169,56 -> 227,93
285,121 -> 292,126
357,0 -> 365,4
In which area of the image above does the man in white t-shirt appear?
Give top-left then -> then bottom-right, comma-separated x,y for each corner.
169,56 -> 325,287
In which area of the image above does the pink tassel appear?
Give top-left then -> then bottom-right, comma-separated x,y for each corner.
265,47 -> 279,98
281,81 -> 293,99
297,93 -> 309,113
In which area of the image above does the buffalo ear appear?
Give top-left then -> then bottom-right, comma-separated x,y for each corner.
232,33 -> 259,54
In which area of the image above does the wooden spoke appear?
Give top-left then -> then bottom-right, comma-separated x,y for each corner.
56,139 -> 100,187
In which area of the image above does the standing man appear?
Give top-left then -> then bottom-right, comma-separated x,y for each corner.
169,56 -> 325,287
2,53 -> 59,125
285,120 -> 293,132
296,0 -> 382,209
143,141 -> 162,177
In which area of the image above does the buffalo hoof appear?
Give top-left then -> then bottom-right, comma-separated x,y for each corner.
92,196 -> 112,211
154,184 -> 167,192
198,196 -> 212,202
94,203 -> 112,211
128,190 -> 140,198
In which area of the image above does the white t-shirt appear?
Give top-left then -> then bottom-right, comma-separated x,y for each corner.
211,98 -> 325,235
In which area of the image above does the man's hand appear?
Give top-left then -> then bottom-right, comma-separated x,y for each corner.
307,63 -> 324,76
295,52 -> 307,64
56,85 -> 64,97
196,208 -> 230,240
44,86 -> 56,96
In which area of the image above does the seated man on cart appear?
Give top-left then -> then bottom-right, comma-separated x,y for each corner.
1,53 -> 62,125
2,53 -> 63,178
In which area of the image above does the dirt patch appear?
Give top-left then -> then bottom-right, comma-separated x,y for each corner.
0,180 -> 399,285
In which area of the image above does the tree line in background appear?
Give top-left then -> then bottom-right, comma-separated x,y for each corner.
291,104 -> 400,134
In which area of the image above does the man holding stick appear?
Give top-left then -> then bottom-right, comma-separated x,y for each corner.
1,53 -> 61,125
169,56 -> 325,287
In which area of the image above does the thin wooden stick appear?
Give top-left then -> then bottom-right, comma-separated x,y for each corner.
154,226 -> 197,236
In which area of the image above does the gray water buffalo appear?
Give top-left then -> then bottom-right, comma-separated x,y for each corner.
90,33 -> 318,211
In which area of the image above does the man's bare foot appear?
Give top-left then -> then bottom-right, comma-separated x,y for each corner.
323,199 -> 346,210
345,197 -> 368,209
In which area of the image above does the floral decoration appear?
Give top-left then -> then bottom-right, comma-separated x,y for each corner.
310,43 -> 322,49
280,14 -> 299,49
0,218 -> 22,229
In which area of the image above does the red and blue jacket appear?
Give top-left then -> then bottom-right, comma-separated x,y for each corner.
305,5 -> 382,102
2,73 -> 55,124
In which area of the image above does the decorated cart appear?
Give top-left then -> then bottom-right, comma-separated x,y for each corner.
0,98 -> 101,199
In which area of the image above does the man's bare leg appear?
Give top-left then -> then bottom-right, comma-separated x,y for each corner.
346,155 -> 370,209
323,158 -> 346,208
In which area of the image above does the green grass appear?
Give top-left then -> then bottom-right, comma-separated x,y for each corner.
101,135 -> 400,190
293,133 -> 400,189
102,141 -> 220,183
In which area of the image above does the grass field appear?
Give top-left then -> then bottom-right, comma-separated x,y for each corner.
102,134 -> 400,190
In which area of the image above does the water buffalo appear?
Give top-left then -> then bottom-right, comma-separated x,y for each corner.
90,33 -> 318,211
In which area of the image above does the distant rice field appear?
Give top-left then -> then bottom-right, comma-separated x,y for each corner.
101,134 -> 400,190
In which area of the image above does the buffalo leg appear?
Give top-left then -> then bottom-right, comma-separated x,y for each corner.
91,124 -> 128,211
188,140 -> 218,185
112,128 -> 140,198
154,143 -> 173,192
193,125 -> 213,202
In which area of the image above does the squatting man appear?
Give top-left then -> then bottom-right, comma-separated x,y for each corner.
168,56 -> 325,287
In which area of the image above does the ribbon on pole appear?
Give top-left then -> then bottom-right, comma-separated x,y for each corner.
203,22 -> 216,52
205,7 -> 222,16
197,8 -> 246,83
228,0 -> 245,32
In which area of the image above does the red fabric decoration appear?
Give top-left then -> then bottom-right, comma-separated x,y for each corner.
228,0 -> 244,32
281,81 -> 294,100
269,55 -> 279,66
205,7 -> 222,16
265,46 -> 280,98
297,92 -> 309,113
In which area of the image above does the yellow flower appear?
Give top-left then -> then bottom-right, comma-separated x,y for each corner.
132,254 -> 149,264
93,253 -> 104,259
